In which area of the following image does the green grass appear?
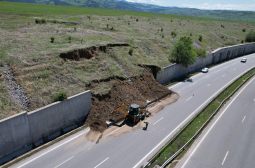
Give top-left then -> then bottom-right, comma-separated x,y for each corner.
0,1 -> 255,118
149,68 -> 255,167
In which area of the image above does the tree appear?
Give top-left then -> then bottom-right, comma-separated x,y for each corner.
169,36 -> 197,68
245,31 -> 255,42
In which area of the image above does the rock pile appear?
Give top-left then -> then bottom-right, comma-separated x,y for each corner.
3,66 -> 30,111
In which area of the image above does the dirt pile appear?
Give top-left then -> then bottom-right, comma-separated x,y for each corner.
85,70 -> 173,132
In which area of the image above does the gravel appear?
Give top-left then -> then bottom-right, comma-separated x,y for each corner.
3,65 -> 30,111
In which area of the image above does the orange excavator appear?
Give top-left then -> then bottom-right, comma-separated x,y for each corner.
114,104 -> 151,123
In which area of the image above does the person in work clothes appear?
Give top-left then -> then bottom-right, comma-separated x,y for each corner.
144,122 -> 149,130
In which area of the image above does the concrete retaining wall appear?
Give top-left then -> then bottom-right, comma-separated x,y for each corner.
156,43 -> 255,85
0,90 -> 91,165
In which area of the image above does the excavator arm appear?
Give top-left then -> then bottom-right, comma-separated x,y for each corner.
113,104 -> 129,119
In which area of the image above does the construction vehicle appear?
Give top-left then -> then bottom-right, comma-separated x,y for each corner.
114,104 -> 151,123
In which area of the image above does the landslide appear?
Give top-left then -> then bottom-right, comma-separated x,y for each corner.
86,69 -> 172,132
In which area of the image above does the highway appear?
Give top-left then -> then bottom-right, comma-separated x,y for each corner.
10,54 -> 255,168
176,74 -> 255,168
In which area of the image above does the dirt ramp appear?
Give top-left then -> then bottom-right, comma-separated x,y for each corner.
86,130 -> 102,143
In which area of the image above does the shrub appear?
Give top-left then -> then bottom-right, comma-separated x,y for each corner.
241,40 -> 244,43
111,27 -> 114,31
54,92 -> 67,102
245,31 -> 255,42
129,48 -> 133,55
87,16 -> 91,20
242,28 -> 246,32
136,19 -> 138,22
41,18 -> 46,24
221,25 -> 225,28
194,48 -> 207,58
68,36 -> 71,43
53,20 -> 57,23
221,35 -> 224,39
50,36 -> 55,43
190,33 -> 192,36
107,24 -> 109,28
171,31 -> 177,38
162,35 -> 164,38
35,19 -> 41,24
198,34 -> 203,42
161,28 -> 163,32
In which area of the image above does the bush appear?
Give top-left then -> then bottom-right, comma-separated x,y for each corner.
68,36 -> 71,43
111,27 -> 114,31
162,35 -> 164,38
171,31 -> 177,38
161,28 -> 163,32
54,92 -> 67,102
35,19 -> 41,24
129,48 -> 133,55
242,28 -> 246,32
221,35 -> 224,39
245,31 -> 255,42
53,20 -> 57,23
194,48 -> 207,58
221,25 -> 225,28
50,36 -> 55,43
136,19 -> 139,22
41,18 -> 46,24
190,33 -> 192,36
107,24 -> 109,28
241,40 -> 244,43
198,34 -> 203,42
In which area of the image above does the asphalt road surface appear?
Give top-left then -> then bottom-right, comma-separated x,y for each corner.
176,74 -> 255,168
10,54 -> 255,168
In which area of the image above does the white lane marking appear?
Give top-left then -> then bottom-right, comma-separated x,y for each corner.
17,129 -> 90,168
222,151 -> 229,165
186,96 -> 193,102
242,116 -> 246,123
94,157 -> 109,168
181,76 -> 255,168
133,70 -> 251,168
207,84 -> 211,87
222,75 -> 225,77
189,82 -> 197,87
103,126 -> 124,139
169,82 -> 182,89
178,91 -> 182,94
203,76 -> 209,79
153,117 -> 164,125
55,156 -> 74,168
149,104 -> 159,111
214,70 -> 220,73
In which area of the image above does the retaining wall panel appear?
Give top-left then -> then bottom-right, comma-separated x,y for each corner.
0,112 -> 31,158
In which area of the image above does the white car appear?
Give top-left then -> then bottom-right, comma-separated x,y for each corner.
241,58 -> 247,63
201,67 -> 209,73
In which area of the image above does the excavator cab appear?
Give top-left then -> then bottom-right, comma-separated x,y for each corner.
128,104 -> 140,116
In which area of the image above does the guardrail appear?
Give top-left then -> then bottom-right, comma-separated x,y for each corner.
144,66 -> 255,168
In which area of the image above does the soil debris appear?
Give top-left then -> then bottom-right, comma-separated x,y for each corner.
89,118 -> 108,133
60,43 -> 130,61
86,70 -> 174,133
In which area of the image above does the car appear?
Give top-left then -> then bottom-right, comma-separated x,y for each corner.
201,67 -> 209,73
241,58 -> 247,63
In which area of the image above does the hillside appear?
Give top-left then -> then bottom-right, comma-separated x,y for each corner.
4,0 -> 255,22
0,1 -> 255,121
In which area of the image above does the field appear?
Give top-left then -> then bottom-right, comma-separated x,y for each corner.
0,1 -> 255,120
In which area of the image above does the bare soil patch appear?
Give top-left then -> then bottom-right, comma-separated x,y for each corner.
86,70 -> 174,133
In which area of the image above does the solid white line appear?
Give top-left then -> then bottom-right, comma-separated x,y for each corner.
207,84 -> 211,87
17,129 -> 90,168
242,116 -> 246,123
153,117 -> 164,125
180,76 -> 255,168
186,96 -> 193,102
55,156 -> 74,168
214,70 -> 220,73
189,82 -> 197,87
222,151 -> 229,165
94,157 -> 109,168
222,75 -> 225,77
170,82 -> 182,89
178,91 -> 182,94
203,76 -> 209,79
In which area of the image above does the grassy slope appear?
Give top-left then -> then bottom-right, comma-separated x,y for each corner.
0,1 -> 255,119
